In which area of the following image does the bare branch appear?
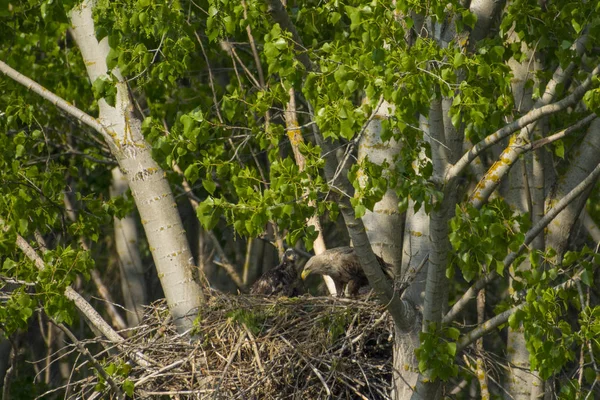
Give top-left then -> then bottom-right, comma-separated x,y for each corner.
446,64 -> 600,181
531,114 -> 597,150
0,60 -> 113,144
54,322 -> 125,399
0,218 -> 152,368
457,272 -> 583,351
444,161 -> 600,324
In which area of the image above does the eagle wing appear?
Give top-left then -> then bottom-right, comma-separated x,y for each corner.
250,255 -> 299,296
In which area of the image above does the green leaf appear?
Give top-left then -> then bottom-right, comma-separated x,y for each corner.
106,363 -> 117,375
344,80 -> 358,94
273,37 -> 287,50
208,5 -> 218,17
197,199 -> 222,230
446,327 -> 460,340
496,260 -> 504,276
329,12 -> 341,25
461,9 -> 477,29
580,269 -> 593,286
446,341 -> 456,357
453,53 -> 466,68
489,223 -> 504,237
584,367 -> 596,384
562,251 -> 577,266
554,140 -> 565,159
354,203 -> 366,218
334,66 -> 347,83
477,64 -> 491,79
123,379 -> 134,396
184,164 -> 199,183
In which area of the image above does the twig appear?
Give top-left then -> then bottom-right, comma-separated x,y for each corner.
280,336 -> 331,396
444,161 -> 600,323
54,322 -> 125,399
0,60 -> 114,145
211,331 -> 247,399
531,113 -> 597,150
1,217 -> 153,368
242,324 -> 265,373
447,65 -> 600,181
134,359 -> 185,387
457,270 -> 584,351
193,30 -> 224,124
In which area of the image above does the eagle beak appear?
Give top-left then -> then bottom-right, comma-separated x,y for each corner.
301,269 -> 311,280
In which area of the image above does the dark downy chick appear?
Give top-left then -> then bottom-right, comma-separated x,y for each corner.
250,248 -> 300,297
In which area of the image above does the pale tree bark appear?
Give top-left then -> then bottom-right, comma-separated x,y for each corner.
356,99 -> 421,397
267,0 -> 417,336
503,41 -> 545,400
412,97 -> 461,400
68,1 -> 205,333
469,33 -> 590,208
110,167 -> 148,327
1,2 -> 205,335
475,288 -> 490,400
357,100 -> 404,269
393,203 -> 430,398
469,0 -> 505,44
581,208 -> 600,245
284,87 -> 337,295
501,31 -> 594,399
546,118 -> 600,259
505,158 -> 545,399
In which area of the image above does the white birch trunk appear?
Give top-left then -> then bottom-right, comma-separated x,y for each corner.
504,39 -> 545,400
357,100 -> 404,268
69,1 -> 204,333
110,167 -> 147,327
546,118 -> 600,258
357,100 -> 420,397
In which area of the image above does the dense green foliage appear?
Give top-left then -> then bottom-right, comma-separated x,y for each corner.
1,0 -> 600,398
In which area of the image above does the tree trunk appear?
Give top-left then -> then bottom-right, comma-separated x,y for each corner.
110,167 -> 147,327
69,0 -> 204,333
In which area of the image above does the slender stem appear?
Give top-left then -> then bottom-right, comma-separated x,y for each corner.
447,65 -> 600,181
0,60 -> 113,144
444,161 -> 600,323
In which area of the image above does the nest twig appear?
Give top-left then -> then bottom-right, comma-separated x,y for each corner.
52,291 -> 395,399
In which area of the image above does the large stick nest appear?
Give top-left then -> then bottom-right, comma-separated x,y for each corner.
69,291 -> 396,399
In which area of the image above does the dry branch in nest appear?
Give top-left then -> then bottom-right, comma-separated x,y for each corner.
61,291 -> 396,399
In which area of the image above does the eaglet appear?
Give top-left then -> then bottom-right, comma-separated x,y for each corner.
250,248 -> 301,297
301,246 -> 393,296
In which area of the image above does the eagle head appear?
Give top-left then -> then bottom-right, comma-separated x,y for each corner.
283,248 -> 297,263
301,257 -> 322,280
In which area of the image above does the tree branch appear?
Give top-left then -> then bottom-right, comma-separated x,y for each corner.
266,0 -> 313,71
444,161 -> 600,323
54,321 -> 125,399
531,114 -> 597,150
446,64 -> 600,181
0,218 -> 152,367
456,272 -> 583,351
0,60 -> 113,144
267,3 -> 416,331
